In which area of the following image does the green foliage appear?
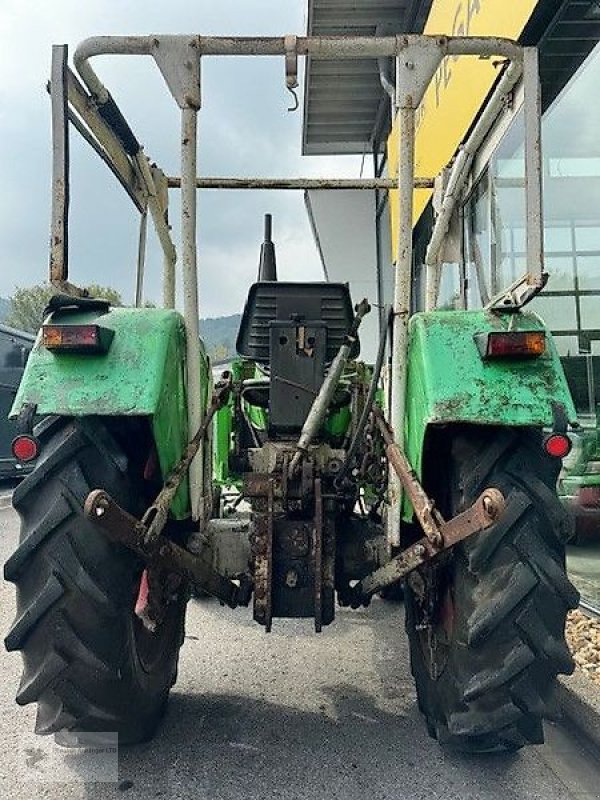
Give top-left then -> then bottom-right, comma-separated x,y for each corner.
199,314 -> 241,363
6,283 -> 123,334
0,297 -> 11,323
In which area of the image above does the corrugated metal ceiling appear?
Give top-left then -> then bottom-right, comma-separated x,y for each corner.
538,0 -> 600,109
302,0 -> 432,155
303,0 -> 600,155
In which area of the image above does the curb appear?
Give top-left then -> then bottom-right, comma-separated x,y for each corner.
0,493 -> 13,511
556,669 -> 600,752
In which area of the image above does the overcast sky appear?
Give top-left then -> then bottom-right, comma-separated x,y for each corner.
0,1 -> 363,317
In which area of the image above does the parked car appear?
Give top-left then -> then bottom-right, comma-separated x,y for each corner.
0,323 -> 36,480
559,354 -> 600,542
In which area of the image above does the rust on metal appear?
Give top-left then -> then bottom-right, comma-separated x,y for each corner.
49,45 -> 69,284
166,176 -> 434,190
84,489 -> 245,607
252,479 -> 274,631
374,408 -> 443,547
142,377 -> 231,545
314,478 -> 323,633
349,485 -> 504,603
440,488 -> 505,547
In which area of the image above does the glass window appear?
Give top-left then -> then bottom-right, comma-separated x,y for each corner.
580,296 -> 600,329
553,335 -> 579,357
529,295 -> 577,330
545,226 -> 572,252
545,255 -> 575,290
576,226 -> 600,251
577,255 -> 600,290
464,174 -> 491,307
490,114 -> 526,293
437,263 -> 462,310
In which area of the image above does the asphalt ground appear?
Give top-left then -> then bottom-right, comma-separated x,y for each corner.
1,503 -> 600,800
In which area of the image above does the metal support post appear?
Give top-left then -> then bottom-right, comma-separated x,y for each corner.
135,209 -> 147,307
49,45 -> 69,285
388,78 -> 416,548
134,154 -> 177,308
523,46 -> 544,288
181,106 -> 204,521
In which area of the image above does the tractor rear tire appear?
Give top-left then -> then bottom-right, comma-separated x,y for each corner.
405,426 -> 579,753
4,416 -> 187,744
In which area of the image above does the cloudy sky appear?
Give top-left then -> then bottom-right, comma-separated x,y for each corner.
0,1 -> 363,317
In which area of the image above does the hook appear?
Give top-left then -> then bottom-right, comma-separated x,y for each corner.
284,34 -> 299,113
287,86 -> 299,113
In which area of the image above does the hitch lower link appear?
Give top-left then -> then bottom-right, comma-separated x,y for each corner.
84,490 -> 250,608
83,378 -> 250,608
347,410 -> 505,607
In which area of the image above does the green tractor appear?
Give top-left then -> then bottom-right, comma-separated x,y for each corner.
5,33 -> 579,753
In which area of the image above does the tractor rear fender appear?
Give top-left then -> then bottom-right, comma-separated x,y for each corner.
11,307 -> 210,519
403,309 -> 576,520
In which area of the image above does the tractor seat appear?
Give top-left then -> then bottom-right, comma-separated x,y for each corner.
236,282 -> 358,435
236,282 -> 359,364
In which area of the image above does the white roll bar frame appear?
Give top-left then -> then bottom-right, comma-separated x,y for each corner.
49,34 -> 543,529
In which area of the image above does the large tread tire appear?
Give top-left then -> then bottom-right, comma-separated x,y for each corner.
4,416 -> 187,744
406,426 -> 579,753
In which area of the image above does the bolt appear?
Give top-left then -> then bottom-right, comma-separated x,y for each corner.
285,570 -> 299,588
414,544 -> 426,557
482,494 -> 497,519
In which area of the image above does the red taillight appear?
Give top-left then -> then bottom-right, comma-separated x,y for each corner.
543,433 -> 572,459
478,331 -> 546,359
42,324 -> 113,353
11,435 -> 39,462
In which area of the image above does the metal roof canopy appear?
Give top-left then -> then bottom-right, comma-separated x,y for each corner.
302,0 -> 432,155
303,0 -> 600,157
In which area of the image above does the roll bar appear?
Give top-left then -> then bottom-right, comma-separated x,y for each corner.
49,34 -> 542,528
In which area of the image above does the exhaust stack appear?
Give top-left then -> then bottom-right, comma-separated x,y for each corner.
257,213 -> 277,282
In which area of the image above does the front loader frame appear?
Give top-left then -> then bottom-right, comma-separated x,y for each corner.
47,33 -> 544,531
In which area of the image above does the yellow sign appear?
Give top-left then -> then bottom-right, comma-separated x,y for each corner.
388,0 -> 539,255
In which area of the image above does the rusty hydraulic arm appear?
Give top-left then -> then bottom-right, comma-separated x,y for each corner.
82,378 -> 246,607
347,410 -> 505,605
84,489 -> 249,607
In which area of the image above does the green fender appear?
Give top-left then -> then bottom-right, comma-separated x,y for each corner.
403,309 -> 576,519
11,307 -> 210,519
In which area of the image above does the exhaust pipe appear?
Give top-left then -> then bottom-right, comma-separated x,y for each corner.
257,213 -> 277,281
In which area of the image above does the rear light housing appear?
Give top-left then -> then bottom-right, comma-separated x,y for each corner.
42,324 -> 114,354
475,331 -> 546,359
11,434 -> 39,462
543,433 -> 572,459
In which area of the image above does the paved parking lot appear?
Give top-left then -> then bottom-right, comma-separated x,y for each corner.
1,503 -> 599,799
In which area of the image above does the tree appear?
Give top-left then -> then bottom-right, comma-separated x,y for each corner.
6,283 -> 123,334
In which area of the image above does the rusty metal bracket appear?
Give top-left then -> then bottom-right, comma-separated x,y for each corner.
84,489 -> 247,608
349,487 -> 504,605
141,377 -> 231,546
314,478 -> 323,633
252,479 -> 275,631
373,408 -> 445,547
373,408 -> 505,550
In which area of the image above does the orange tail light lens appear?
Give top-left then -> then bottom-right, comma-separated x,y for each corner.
42,324 -> 114,354
476,331 -> 546,359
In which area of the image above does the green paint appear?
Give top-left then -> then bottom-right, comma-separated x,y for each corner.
12,307 -> 210,519
403,309 -> 576,519
559,406 -> 600,497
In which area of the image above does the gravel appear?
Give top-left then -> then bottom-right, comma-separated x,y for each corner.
566,609 -> 600,685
